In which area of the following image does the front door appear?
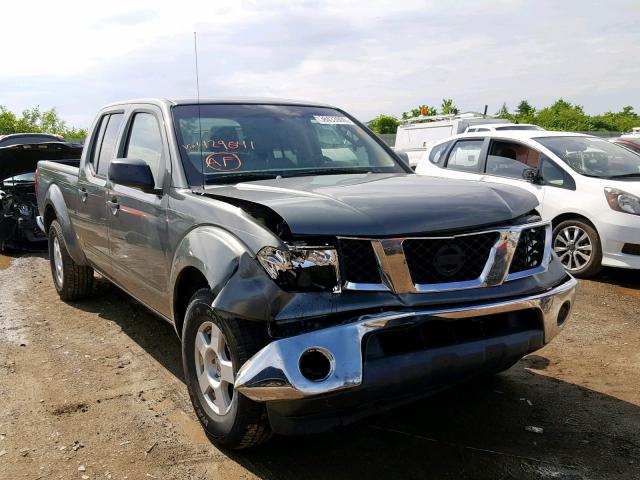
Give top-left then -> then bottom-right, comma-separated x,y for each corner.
107,107 -> 171,316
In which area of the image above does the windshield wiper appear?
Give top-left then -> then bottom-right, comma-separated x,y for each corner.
284,168 -> 374,177
608,173 -> 640,179
205,172 -> 281,184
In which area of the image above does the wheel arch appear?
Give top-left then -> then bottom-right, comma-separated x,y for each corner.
173,266 -> 210,338
43,184 -> 88,265
169,225 -> 252,338
551,212 -> 599,233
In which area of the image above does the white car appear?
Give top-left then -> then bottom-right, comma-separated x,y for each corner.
416,131 -> 640,277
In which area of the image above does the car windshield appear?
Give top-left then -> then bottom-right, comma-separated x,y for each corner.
536,136 -> 640,178
172,104 -> 404,185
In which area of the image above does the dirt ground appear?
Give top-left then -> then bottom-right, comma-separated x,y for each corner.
0,252 -> 639,480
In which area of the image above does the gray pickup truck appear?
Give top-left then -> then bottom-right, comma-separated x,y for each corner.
36,98 -> 577,448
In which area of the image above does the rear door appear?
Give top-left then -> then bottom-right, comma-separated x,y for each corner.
107,105 -> 171,316
75,110 -> 124,274
440,138 -> 488,181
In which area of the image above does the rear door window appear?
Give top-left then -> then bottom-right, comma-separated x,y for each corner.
445,139 -> 484,172
89,115 -> 108,172
96,113 -> 124,177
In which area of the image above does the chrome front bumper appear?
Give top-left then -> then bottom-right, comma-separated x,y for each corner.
235,276 -> 577,402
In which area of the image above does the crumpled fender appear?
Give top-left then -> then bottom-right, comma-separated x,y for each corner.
44,183 -> 88,265
169,225 -> 254,319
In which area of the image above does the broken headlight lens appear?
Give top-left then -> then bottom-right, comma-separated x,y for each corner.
605,188 -> 640,215
257,246 -> 340,292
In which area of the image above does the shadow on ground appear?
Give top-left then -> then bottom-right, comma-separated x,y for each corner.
593,267 -> 640,290
66,277 -> 640,480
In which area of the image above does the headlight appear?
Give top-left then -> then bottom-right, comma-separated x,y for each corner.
604,188 -> 640,215
257,246 -> 340,292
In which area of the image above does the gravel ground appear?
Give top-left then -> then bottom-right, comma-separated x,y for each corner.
0,252 -> 639,480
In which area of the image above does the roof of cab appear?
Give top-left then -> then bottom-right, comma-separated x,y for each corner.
100,97 -> 337,109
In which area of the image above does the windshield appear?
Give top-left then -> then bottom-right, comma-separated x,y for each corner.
172,104 -> 405,185
536,136 -> 640,178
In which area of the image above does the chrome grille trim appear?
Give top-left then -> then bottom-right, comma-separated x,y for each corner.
338,221 -> 552,294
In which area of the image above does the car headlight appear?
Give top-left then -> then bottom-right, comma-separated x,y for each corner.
604,188 -> 640,215
257,246 -> 340,292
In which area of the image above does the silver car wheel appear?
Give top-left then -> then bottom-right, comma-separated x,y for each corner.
553,226 -> 593,271
194,321 -> 235,416
53,236 -> 64,287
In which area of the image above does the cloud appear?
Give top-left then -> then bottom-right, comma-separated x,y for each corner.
0,0 -> 638,128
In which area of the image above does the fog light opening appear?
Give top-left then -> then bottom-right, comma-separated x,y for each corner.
557,301 -> 571,326
299,348 -> 333,382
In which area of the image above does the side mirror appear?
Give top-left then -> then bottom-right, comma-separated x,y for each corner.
522,167 -> 540,183
394,150 -> 411,168
109,158 -> 158,193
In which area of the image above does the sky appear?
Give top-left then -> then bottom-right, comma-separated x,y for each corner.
1,0 -> 639,129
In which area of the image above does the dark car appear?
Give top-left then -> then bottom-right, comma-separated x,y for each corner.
36,98 -> 577,448
0,135 -> 82,250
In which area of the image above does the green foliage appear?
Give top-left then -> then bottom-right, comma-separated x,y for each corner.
0,105 -> 87,139
401,105 -> 438,120
496,98 -> 639,133
368,114 -> 400,134
441,98 -> 459,115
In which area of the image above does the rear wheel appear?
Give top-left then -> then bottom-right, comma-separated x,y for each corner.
552,219 -> 602,278
48,220 -> 94,301
182,288 -> 272,449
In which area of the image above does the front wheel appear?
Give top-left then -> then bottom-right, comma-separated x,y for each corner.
552,219 -> 602,278
182,288 -> 272,449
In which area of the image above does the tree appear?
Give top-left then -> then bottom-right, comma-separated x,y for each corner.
496,102 -> 510,116
0,105 -> 86,138
515,100 -> 535,118
441,98 -> 459,115
368,115 -> 400,134
401,104 -> 438,120
534,99 -> 593,131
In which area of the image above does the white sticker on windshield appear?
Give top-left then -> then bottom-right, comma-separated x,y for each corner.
313,115 -> 354,125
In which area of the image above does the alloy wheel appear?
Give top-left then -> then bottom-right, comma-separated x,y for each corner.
553,226 -> 593,271
53,236 -> 64,286
194,321 -> 235,415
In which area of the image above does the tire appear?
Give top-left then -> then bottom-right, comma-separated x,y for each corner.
182,288 -> 272,449
48,220 -> 94,301
552,219 -> 603,278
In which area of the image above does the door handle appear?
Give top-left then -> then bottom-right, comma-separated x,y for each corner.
79,187 -> 88,203
107,198 -> 119,214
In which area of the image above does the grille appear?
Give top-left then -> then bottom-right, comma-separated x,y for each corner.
509,226 -> 546,274
338,239 -> 381,284
403,232 -> 499,284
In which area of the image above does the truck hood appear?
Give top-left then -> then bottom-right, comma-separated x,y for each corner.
0,142 -> 83,180
202,173 -> 539,237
